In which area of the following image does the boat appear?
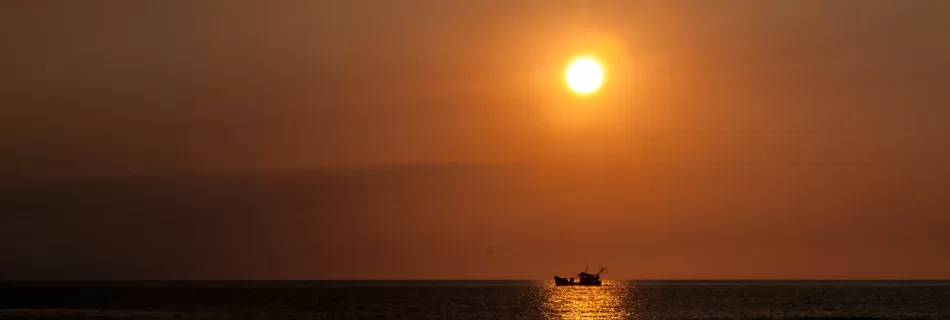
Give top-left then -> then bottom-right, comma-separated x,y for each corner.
554,266 -> 607,286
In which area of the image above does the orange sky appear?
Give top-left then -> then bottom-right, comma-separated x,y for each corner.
2,1 -> 950,279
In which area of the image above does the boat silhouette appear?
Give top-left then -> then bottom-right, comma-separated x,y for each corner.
554,266 -> 607,286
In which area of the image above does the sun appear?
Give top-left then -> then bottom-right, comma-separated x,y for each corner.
565,57 -> 604,95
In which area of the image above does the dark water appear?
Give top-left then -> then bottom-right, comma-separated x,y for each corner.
3,281 -> 950,319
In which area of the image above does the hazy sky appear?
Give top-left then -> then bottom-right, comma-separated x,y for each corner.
3,1 -> 950,280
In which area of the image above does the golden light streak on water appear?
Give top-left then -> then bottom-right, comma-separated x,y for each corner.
539,280 -> 633,319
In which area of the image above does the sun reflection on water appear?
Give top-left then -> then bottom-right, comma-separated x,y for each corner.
539,280 -> 632,320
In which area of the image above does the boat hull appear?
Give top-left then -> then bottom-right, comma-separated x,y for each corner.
554,276 -> 601,286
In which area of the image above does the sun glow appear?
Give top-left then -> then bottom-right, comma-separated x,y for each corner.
565,57 -> 604,95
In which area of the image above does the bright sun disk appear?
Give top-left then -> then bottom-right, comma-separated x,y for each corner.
565,58 -> 604,94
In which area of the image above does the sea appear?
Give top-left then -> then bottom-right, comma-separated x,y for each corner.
2,281 -> 950,319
